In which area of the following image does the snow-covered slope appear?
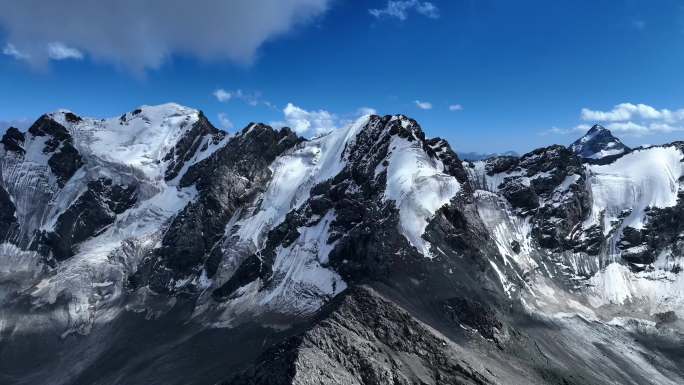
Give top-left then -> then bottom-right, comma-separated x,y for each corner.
54,104 -> 201,179
585,145 -> 682,232
0,104 -> 223,335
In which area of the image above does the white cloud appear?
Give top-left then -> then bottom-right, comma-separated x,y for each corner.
369,0 -> 439,21
47,42 -> 83,60
2,43 -> 28,60
606,121 -> 682,135
0,0 -> 330,71
275,102 -> 337,135
271,103 -> 374,136
213,88 -> 268,107
579,102 -> 684,136
414,100 -> 432,110
448,104 -> 463,111
217,113 -> 234,130
213,89 -> 233,102
414,2 -> 440,18
546,103 -> 684,137
581,103 -> 684,123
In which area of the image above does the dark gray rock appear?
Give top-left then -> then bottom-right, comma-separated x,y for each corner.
223,287 -> 494,385
1,127 -> 25,154
654,311 -> 677,327
484,155 -> 519,175
573,224 -> 605,256
27,115 -> 83,186
0,185 -> 18,242
47,143 -> 83,187
134,123 -> 301,293
40,178 -> 137,261
500,177 -> 539,212
442,296 -> 502,341
495,145 -> 591,250
163,112 -> 225,181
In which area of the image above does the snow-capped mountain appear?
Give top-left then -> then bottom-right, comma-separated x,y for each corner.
569,124 -> 631,160
1,105 -> 682,385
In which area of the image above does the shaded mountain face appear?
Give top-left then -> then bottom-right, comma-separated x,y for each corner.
569,124 -> 630,160
1,105 -> 683,385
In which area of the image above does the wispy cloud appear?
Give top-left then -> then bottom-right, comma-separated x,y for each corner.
4,41 -> 84,62
47,42 -> 83,60
213,88 -> 271,107
213,89 -> 232,102
216,113 -> 234,130
414,100 -> 432,110
448,104 -> 463,111
2,43 -> 29,60
369,1 -> 440,21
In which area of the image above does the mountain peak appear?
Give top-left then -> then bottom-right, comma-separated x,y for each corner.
569,123 -> 629,160
587,123 -> 607,134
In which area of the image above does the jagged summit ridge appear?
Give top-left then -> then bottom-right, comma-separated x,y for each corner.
1,104 -> 683,385
569,123 -> 630,160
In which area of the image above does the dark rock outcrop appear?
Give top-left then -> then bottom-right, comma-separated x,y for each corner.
1,127 -> 25,154
47,143 -> 83,187
484,155 -> 519,175
492,145 -> 590,250
442,296 -> 502,341
223,287 -> 494,385
27,115 -> 83,186
163,112 -> 225,181
0,185 -> 18,242
500,177 -> 539,212
40,178 -> 137,261
134,123 -> 301,292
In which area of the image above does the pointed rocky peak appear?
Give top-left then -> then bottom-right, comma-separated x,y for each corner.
1,126 -> 26,154
569,124 -> 630,160
24,114 -> 84,186
27,114 -> 72,144
163,111 -> 226,181
239,122 -> 297,141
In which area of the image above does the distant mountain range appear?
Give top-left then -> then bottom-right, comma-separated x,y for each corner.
457,150 -> 519,161
1,106 -> 682,385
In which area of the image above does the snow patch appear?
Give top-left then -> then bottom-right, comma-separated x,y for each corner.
383,135 -> 461,257
59,103 -> 200,180
585,146 -> 683,232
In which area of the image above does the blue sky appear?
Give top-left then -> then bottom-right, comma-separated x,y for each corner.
1,0 -> 683,153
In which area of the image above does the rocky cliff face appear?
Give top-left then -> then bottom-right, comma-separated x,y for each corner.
0,105 -> 682,385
